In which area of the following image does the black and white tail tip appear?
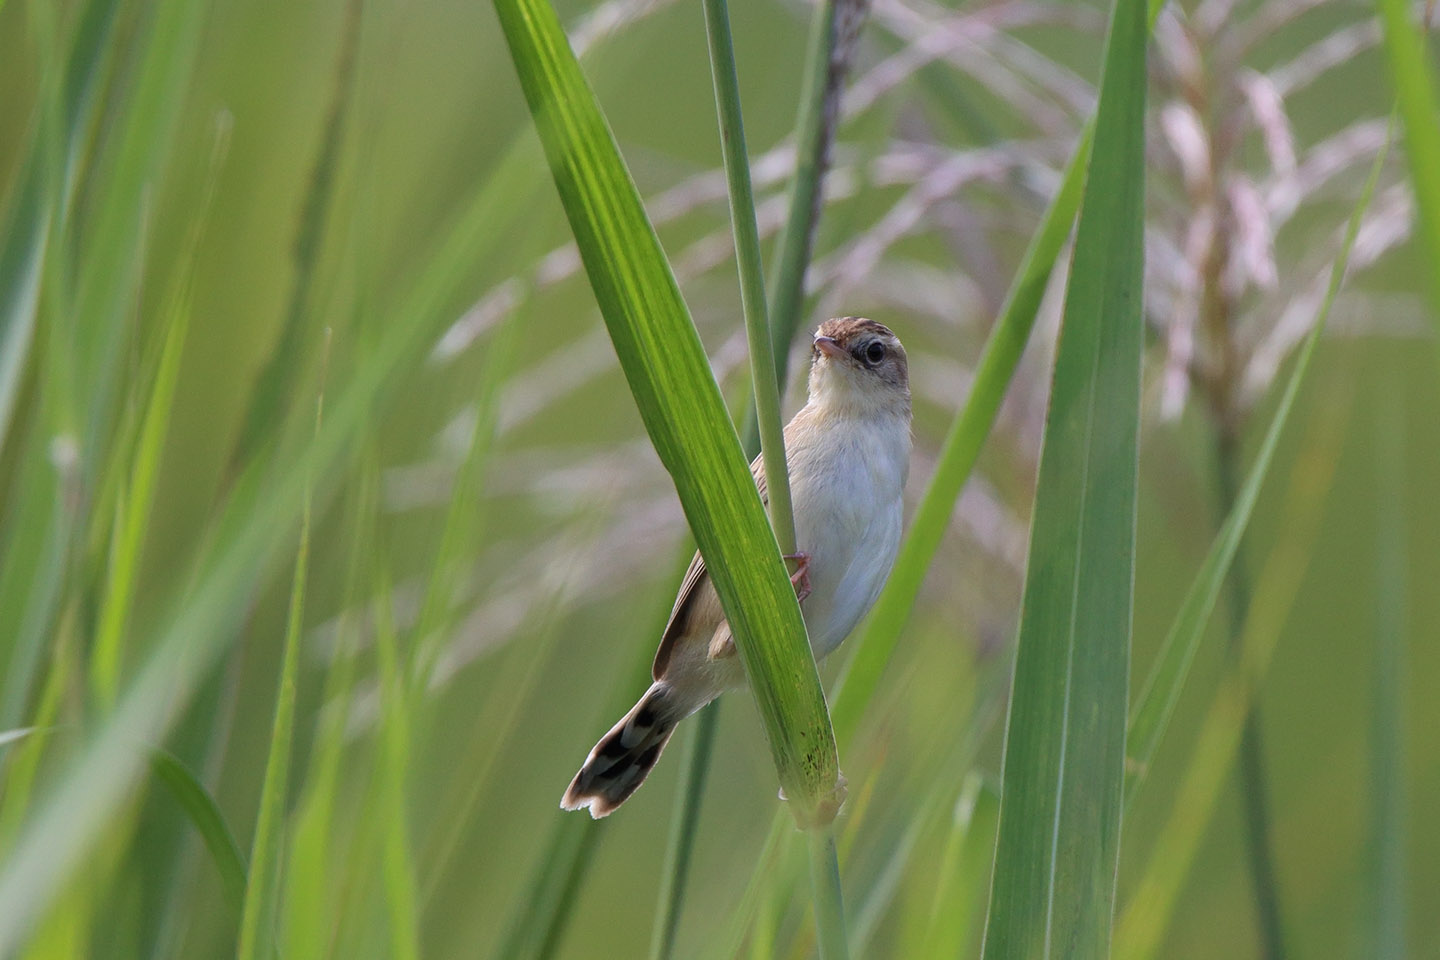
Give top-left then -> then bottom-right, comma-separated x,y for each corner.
561,683 -> 677,818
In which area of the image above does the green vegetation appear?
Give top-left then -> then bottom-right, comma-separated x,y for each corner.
0,0 -> 1434,957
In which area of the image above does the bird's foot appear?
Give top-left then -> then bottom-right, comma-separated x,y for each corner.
782,551 -> 812,603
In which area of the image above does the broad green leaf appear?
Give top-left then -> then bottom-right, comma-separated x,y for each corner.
980,0 -> 1148,954
492,0 -> 839,821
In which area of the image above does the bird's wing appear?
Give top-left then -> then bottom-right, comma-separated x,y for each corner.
652,452 -> 768,680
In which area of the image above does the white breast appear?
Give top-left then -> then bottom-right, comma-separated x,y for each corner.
786,409 -> 910,660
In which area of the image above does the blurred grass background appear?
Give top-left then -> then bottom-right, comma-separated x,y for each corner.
0,0 -> 1437,957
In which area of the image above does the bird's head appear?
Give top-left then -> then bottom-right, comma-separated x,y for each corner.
807,317 -> 910,418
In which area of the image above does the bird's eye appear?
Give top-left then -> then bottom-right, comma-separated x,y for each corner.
863,341 -> 885,365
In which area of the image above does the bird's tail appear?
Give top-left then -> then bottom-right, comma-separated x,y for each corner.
562,682 -> 679,818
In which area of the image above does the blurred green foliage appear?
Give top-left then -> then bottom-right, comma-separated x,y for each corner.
0,0 -> 1436,958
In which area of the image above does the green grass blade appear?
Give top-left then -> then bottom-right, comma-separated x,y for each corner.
370,570 -> 422,960
980,0 -> 1148,953
1113,402 -> 1348,960
408,283 -> 526,695
703,0 -> 795,558
830,0 -> 1173,750
648,704 -> 718,960
491,585 -> 668,960
920,774 -> 1000,959
236,390 -> 321,960
284,464 -> 375,960
148,750 -> 248,918
764,0 -> 866,374
0,729 -> 246,923
0,76 -> 552,960
0,171 -> 49,460
71,0 -> 206,451
1126,120 -> 1393,805
227,0 -> 363,478
492,0 -> 840,822
1369,392 -> 1409,960
1375,0 -> 1440,324
89,117 -> 229,708
807,829 -> 850,960
493,816 -> 604,960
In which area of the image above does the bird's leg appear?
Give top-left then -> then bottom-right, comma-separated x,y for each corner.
782,551 -> 812,603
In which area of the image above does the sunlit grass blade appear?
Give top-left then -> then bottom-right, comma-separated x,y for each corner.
980,0 -> 1147,953
492,0 -> 839,822
849,792 -> 945,957
418,524 -> 588,909
705,813 -> 791,960
89,115 -> 229,708
703,0 -> 794,558
658,0 -> 856,927
1113,398 -> 1348,959
1127,119 -> 1392,804
702,0 -> 852,951
1375,0 -> 1440,323
71,0 -> 206,452
0,0 -> 124,730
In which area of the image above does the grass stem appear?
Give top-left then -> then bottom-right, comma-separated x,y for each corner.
703,0 -> 795,553
648,703 -> 718,960
806,828 -> 850,960
1214,429 -> 1287,960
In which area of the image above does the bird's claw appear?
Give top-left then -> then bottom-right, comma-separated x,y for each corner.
783,551 -> 812,603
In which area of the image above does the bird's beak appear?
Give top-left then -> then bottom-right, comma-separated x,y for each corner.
813,336 -> 845,359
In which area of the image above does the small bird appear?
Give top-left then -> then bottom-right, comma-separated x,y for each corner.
561,317 -> 912,817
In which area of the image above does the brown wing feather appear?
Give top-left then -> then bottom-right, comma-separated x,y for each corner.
652,452 -> 768,680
